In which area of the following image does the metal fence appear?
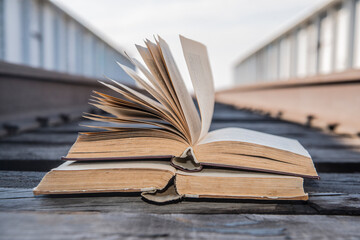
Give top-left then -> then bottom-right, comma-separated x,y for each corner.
0,0 -> 134,84
234,0 -> 360,85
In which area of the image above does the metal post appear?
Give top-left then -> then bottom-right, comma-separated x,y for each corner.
347,0 -> 356,68
315,15 -> 322,75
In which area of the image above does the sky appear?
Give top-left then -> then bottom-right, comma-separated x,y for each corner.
52,0 -> 329,90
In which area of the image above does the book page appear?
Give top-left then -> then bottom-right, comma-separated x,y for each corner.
135,44 -> 177,109
177,168 -> 300,178
137,41 -> 193,143
199,127 -> 311,157
180,35 -> 215,142
144,41 -> 182,115
65,133 -> 188,159
158,36 -> 201,145
56,161 -> 176,173
117,62 -> 176,115
98,80 -> 189,135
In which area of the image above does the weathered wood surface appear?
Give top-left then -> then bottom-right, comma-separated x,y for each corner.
0,213 -> 358,240
1,102 -> 360,239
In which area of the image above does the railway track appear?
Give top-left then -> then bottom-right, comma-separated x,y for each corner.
216,69 -> 360,137
0,61 -> 134,137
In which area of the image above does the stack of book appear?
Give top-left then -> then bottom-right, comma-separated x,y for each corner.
34,36 -> 318,203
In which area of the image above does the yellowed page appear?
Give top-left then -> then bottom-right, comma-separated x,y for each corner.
91,90 -> 187,137
199,127 -> 311,158
132,47 -> 171,102
130,57 -> 167,97
180,35 -> 215,142
66,135 -> 188,159
117,63 -> 174,112
143,41 -> 181,113
158,36 -> 201,145
115,63 -> 190,141
99,80 -> 169,118
84,114 -> 184,139
136,43 -> 190,139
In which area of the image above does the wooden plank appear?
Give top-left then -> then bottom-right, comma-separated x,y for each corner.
0,212 -> 359,240
0,144 -> 70,160
1,187 -> 359,215
307,148 -> 360,163
0,171 -> 45,189
0,132 -> 78,144
0,144 -> 66,170
0,188 -> 317,214
304,173 -> 360,193
309,193 -> 360,215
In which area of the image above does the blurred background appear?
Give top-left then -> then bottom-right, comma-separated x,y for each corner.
0,0 -> 359,135
2,0 -> 342,89
52,0 -> 333,90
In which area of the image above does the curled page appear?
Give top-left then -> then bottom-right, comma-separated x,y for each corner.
141,178 -> 184,203
170,147 -> 202,172
180,35 -> 215,143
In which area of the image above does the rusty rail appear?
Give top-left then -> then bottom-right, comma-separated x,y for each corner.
216,69 -> 360,136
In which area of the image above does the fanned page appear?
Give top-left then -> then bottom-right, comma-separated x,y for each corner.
157,37 -> 201,145
64,35 -> 205,160
180,36 -> 215,142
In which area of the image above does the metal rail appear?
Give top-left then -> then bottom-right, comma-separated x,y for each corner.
0,61 -> 135,137
216,69 -> 360,136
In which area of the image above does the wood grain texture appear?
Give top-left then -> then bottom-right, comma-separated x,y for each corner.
0,212 -> 359,240
0,184 -> 359,215
0,187 -> 316,214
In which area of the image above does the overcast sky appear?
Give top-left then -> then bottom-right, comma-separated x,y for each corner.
52,0 -> 329,90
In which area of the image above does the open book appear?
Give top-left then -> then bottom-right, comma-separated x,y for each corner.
63,36 -> 318,179
34,35 -> 318,202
